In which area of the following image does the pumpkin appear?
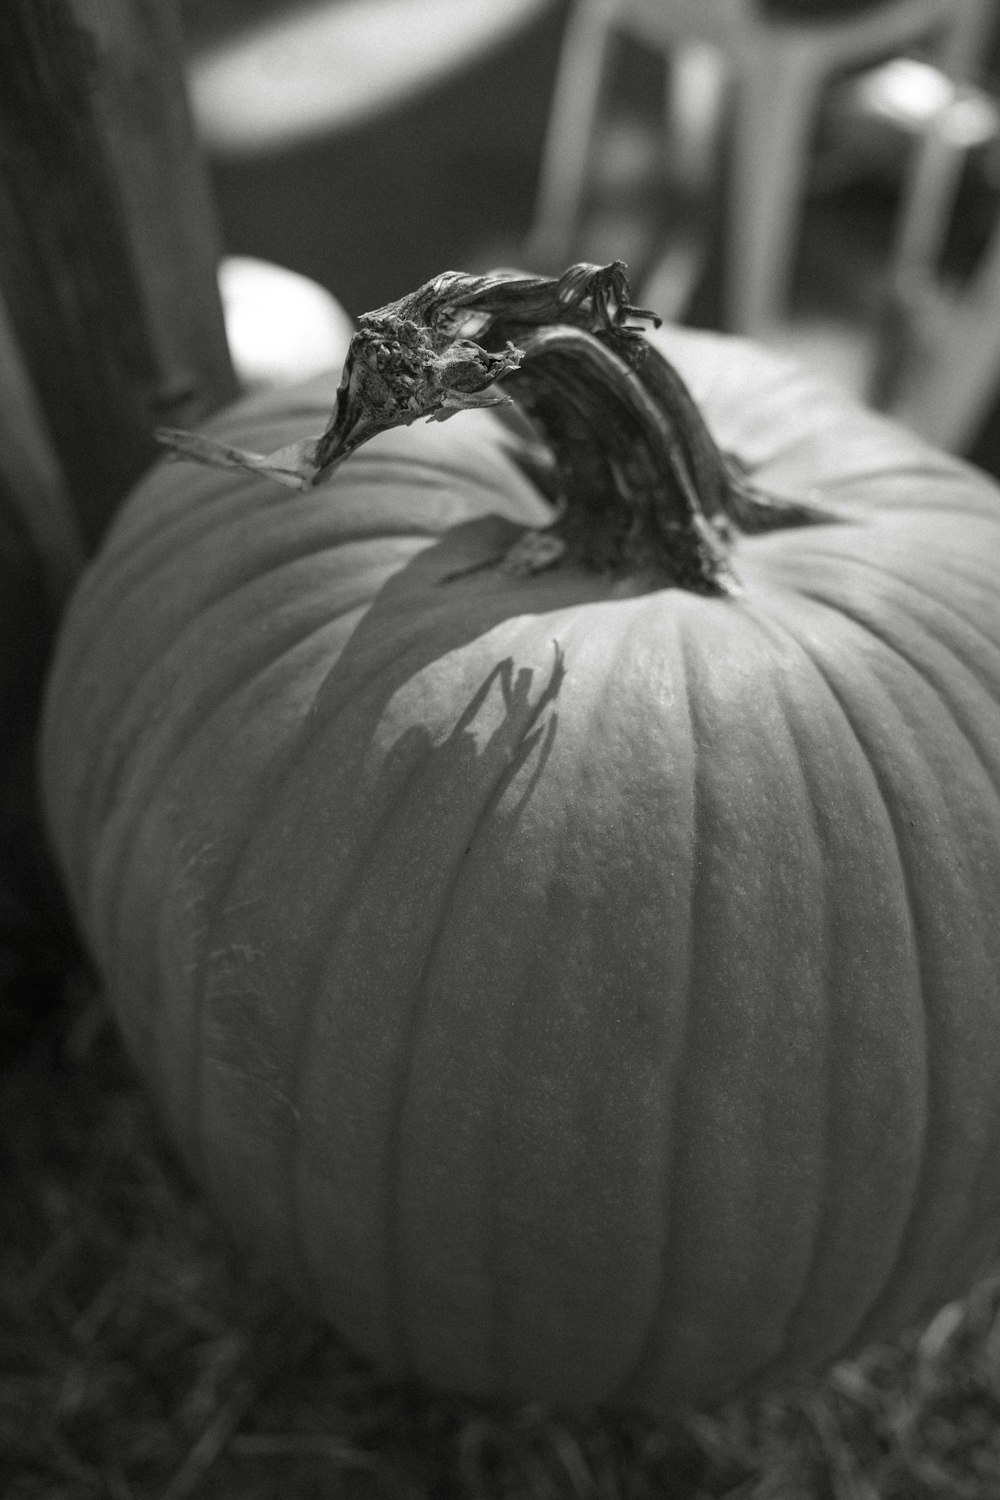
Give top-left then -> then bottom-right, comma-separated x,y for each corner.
39,264 -> 1000,1413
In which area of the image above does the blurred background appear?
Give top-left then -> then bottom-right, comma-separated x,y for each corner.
179,0 -> 1000,466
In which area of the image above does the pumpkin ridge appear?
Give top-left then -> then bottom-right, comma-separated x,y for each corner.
386,633 -> 567,1390
728,604 -> 920,1375
392,603 -> 692,1404
784,464 -> 999,512
93,466 -> 307,581
768,542 -> 1000,655
68,505 -> 443,814
179,674 -> 433,1312
115,572 -> 450,1222
342,444 -> 541,507
41,484 -> 336,833
97,603 -> 370,1180
787,586 -> 1000,807
291,742 -> 465,1373
197,396 -> 339,444
79,559 -> 394,942
279,639 -> 566,1379
261,618 -> 557,1365
56,472 -> 457,731
767,591 -> 1000,1334
732,607 -> 849,1373
742,622 -> 838,1376
763,617 -> 964,1356
614,620 -> 699,1404
624,602 -> 895,1401
96,586 -> 373,992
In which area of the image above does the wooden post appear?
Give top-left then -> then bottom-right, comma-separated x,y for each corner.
0,0 -> 237,566
0,292 -> 87,616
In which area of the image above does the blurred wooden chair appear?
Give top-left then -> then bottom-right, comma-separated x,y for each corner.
880,77 -> 1000,451
527,0 -> 995,334
886,218 -> 1000,450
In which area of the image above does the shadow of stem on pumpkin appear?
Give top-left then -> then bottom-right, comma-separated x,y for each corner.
193,507 -> 596,1376
291,519 -> 580,1371
302,507 -> 602,826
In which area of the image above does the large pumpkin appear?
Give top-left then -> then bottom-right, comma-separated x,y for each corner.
40,266 -> 1000,1412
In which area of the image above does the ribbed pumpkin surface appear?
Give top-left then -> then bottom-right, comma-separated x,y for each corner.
41,327 -> 1000,1411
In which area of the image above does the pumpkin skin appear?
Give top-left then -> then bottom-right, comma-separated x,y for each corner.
40,324 -> 1000,1412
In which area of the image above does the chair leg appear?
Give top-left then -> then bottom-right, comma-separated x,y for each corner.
665,40 -> 727,196
893,0 -> 997,277
892,223 -> 1000,451
526,0 -> 619,268
938,0 -> 997,77
725,41 -> 821,335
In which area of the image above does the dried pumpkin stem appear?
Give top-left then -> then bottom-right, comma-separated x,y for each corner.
157,261 -> 838,591
495,324 -> 735,590
315,263 -> 839,591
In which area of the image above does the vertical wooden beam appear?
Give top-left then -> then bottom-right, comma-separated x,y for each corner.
0,290 -> 86,618
72,0 -> 237,429
0,0 -> 236,557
